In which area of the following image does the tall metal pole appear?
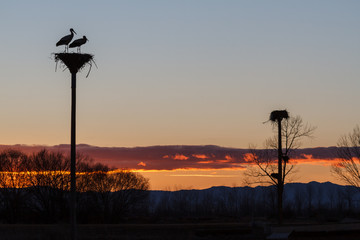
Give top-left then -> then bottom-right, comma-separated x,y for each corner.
277,119 -> 283,225
55,51 -> 93,239
70,72 -> 77,240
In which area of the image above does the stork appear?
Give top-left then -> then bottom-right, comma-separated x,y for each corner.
56,28 -> 76,52
69,36 -> 88,53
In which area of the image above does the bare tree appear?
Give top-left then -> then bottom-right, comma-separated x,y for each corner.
0,148 -> 150,223
244,114 -> 315,224
27,150 -> 70,222
27,150 -> 111,222
82,169 -> 149,222
0,149 -> 31,223
76,153 -> 110,193
332,125 -> 360,188
244,115 -> 315,185
110,170 -> 150,215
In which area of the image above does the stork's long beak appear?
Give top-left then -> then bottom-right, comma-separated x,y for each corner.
73,30 -> 77,34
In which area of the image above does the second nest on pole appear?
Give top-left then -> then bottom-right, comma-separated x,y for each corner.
269,110 -> 289,122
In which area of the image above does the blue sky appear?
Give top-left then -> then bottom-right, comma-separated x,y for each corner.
0,1 -> 360,148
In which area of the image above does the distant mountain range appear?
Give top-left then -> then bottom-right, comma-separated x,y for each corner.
148,182 -> 360,215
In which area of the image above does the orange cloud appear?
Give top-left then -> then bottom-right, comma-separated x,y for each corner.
293,159 -> 338,166
137,162 -> 146,167
217,159 -> 231,163
173,154 -> 189,160
197,160 -> 214,164
302,154 -> 313,159
225,155 -> 233,160
192,154 -> 208,159
291,155 -> 340,166
134,167 -> 247,173
243,153 -> 254,162
169,174 -> 240,178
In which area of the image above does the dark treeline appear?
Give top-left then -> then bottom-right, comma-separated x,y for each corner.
0,149 -> 149,223
149,183 -> 360,222
0,149 -> 359,224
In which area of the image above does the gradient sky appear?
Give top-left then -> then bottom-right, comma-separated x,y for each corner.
1,1 -> 360,189
1,1 -> 359,148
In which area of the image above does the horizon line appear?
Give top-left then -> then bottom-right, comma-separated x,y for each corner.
0,143 -> 338,150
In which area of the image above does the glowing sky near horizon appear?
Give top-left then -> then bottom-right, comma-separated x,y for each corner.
0,2 -> 360,149
128,155 -> 344,190
0,144 -> 347,190
137,163 -> 341,190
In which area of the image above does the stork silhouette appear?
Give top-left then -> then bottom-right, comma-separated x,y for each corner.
69,36 -> 88,53
56,28 -> 76,52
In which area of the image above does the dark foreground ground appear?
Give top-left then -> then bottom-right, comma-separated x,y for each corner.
0,222 -> 359,240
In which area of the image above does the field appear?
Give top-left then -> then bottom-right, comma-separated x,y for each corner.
0,222 -> 359,240
0,223 -> 261,240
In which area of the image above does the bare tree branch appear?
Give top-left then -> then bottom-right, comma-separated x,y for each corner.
332,126 -> 360,188
243,115 -> 315,186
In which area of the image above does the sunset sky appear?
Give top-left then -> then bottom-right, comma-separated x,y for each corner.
1,1 -> 359,189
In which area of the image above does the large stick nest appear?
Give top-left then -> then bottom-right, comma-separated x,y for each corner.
54,53 -> 96,76
269,110 -> 289,122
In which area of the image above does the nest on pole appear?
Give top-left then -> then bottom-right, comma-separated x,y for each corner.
269,110 -> 289,122
54,53 -> 95,76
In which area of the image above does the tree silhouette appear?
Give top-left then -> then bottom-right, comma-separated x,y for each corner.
332,125 -> 360,188
0,148 -> 151,223
80,169 -> 149,223
27,150 -> 70,222
244,114 -> 315,224
0,149 -> 31,223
